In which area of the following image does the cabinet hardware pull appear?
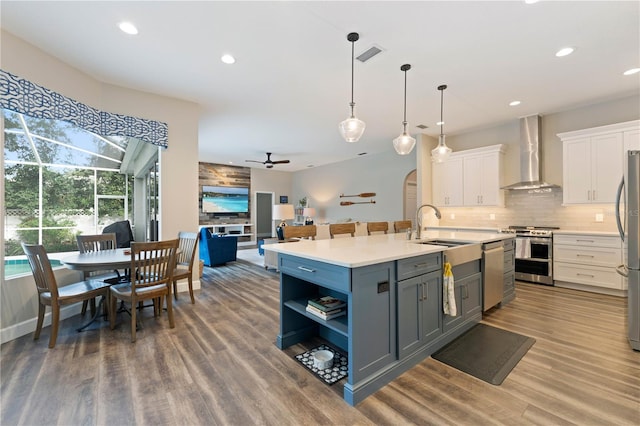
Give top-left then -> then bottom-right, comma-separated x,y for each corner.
577,273 -> 595,278
297,266 -> 315,273
576,239 -> 594,243
414,262 -> 429,268
463,284 -> 469,299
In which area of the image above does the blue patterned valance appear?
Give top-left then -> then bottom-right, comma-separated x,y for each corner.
0,70 -> 168,148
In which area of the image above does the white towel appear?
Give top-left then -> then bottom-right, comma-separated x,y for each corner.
443,262 -> 457,316
516,238 -> 531,259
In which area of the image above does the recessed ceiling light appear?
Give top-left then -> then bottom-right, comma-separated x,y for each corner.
509,101 -> 521,106
436,121 -> 444,126
221,54 -> 235,64
623,68 -> 640,76
555,47 -> 575,57
524,0 -> 540,4
118,22 -> 138,35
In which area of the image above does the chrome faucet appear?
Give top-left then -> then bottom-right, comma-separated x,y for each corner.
416,204 -> 442,239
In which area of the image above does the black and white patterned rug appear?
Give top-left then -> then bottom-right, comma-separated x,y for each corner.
294,344 -> 348,385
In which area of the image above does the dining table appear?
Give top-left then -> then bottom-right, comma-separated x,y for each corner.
61,248 -> 133,330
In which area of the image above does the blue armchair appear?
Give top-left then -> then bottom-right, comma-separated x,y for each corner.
199,228 -> 238,266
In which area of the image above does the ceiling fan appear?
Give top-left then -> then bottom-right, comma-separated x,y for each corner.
245,152 -> 290,168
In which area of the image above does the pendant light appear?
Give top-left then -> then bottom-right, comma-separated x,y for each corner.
339,32 -> 366,143
431,84 -> 452,163
393,64 -> 416,155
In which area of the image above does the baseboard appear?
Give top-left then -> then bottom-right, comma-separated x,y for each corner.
0,303 -> 82,345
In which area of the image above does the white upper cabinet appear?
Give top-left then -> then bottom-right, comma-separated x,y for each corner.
431,144 -> 505,207
559,120 -> 639,205
463,151 -> 502,206
432,156 -> 463,206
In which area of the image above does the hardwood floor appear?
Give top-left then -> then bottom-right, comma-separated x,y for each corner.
2,260 -> 639,425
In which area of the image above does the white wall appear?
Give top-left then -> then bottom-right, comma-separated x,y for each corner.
291,150 -> 416,223
0,30 -> 200,339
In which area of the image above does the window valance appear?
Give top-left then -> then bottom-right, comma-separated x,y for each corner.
0,70 -> 168,148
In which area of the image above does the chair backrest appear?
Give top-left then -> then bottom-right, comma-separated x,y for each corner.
77,233 -> 117,253
284,225 -> 317,240
367,222 -> 389,235
102,220 -> 134,248
130,239 -> 179,293
394,220 -> 413,233
21,243 -> 59,300
329,223 -> 356,238
177,231 -> 199,269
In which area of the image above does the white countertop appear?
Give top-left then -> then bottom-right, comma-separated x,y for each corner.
263,231 -> 513,268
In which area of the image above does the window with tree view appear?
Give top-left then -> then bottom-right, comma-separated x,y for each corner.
3,109 -> 133,257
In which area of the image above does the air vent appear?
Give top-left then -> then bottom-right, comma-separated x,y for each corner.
356,45 -> 383,63
416,124 -> 428,129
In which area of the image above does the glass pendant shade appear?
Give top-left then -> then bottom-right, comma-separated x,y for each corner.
339,105 -> 366,143
431,134 -> 452,162
431,84 -> 452,162
393,131 -> 416,155
393,64 -> 416,155
340,32 -> 365,143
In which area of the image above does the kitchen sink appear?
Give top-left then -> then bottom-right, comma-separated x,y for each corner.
416,239 -> 482,266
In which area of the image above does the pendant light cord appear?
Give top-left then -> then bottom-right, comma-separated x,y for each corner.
440,88 -> 444,136
350,40 -> 355,106
403,70 -> 407,125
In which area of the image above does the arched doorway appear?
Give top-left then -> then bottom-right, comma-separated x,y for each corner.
403,169 -> 417,226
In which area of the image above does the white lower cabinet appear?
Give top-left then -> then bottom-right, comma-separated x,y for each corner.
553,233 -> 624,294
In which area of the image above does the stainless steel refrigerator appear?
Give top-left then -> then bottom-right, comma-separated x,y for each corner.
616,150 -> 640,351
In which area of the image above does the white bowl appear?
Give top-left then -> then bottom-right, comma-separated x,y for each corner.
313,350 -> 334,370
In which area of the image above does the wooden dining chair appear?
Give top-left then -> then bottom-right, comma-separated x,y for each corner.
172,231 -> 199,304
283,225 -> 317,240
367,221 -> 389,235
76,233 -> 118,315
21,243 -> 111,348
109,239 -> 179,342
393,220 -> 413,233
329,223 -> 356,238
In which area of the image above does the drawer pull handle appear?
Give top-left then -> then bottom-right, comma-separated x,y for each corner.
297,266 -> 315,273
414,262 -> 429,268
576,239 -> 594,243
577,273 -> 595,278
576,254 -> 594,258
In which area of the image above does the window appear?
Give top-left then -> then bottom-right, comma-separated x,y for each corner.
3,110 -> 133,264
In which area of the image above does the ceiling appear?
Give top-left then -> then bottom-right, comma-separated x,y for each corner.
1,1 -> 639,172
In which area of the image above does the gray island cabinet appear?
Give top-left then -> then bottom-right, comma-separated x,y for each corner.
268,233 -> 494,405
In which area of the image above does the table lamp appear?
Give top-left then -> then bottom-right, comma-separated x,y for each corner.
303,207 -> 316,225
272,204 -> 295,240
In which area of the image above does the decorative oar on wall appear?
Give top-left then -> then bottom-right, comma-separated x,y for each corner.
339,192 -> 376,206
340,200 -> 376,206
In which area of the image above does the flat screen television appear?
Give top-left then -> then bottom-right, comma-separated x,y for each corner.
202,185 -> 249,214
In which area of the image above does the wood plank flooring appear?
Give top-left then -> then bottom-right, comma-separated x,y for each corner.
2,259 -> 639,425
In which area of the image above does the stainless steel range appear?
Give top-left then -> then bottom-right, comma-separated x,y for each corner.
501,226 -> 559,285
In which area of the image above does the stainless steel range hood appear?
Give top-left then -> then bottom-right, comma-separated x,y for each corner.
501,115 -> 561,190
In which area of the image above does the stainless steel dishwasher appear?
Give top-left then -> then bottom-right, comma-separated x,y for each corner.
482,241 -> 504,311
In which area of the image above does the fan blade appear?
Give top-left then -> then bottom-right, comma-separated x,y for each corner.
271,160 -> 290,164
245,160 -> 265,164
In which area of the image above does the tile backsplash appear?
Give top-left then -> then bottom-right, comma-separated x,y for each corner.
437,188 -> 619,232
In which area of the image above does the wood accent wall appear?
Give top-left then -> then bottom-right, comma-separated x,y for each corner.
199,162 -> 251,225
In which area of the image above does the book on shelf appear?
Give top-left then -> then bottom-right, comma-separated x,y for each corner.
305,303 -> 344,317
307,296 -> 346,312
305,305 -> 346,320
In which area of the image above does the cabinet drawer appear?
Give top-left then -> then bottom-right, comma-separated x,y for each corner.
503,238 -> 515,252
504,251 -> 514,272
397,253 -> 442,281
279,254 -> 350,293
553,234 -> 621,248
554,262 -> 624,289
553,245 -> 621,267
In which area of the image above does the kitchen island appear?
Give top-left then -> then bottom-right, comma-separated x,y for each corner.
265,231 -> 513,405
